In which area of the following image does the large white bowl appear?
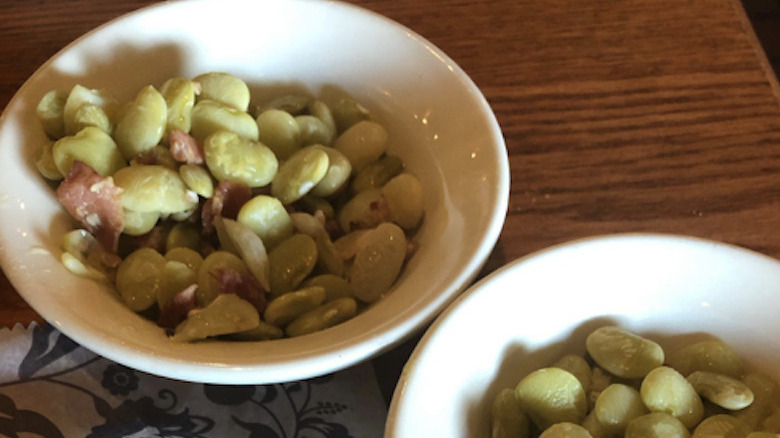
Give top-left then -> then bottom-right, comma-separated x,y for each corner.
0,0 -> 508,383
386,234 -> 780,437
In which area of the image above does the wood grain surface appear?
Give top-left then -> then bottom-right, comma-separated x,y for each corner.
1,0 -> 780,397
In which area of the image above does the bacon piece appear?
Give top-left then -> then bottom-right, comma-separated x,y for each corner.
169,130 -> 204,164
212,267 -> 267,313
157,284 -> 198,329
56,161 -> 124,253
201,180 -> 252,235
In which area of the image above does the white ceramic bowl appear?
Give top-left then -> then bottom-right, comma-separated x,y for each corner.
386,234 -> 780,437
0,0 -> 508,383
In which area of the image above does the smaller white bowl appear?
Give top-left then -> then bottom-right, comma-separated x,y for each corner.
386,234 -> 780,437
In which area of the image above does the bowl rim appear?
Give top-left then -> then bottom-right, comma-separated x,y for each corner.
0,0 -> 511,384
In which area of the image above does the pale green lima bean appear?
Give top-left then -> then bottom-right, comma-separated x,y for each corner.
255,108 -> 302,160
334,120 -> 388,173
586,326 -> 664,379
113,164 -> 198,214
383,173 -> 424,229
62,84 -> 119,136
52,126 -> 126,177
351,154 -> 404,193
624,413 -> 690,438
172,293 -> 260,342
193,72 -> 250,111
263,286 -> 326,327
687,370 -> 754,410
237,195 -> 293,250
309,145 -> 352,197
203,130 -> 278,187
190,99 -> 259,141
178,164 -> 214,198
640,366 -> 704,429
514,367 -> 587,431
285,297 -> 357,337
114,85 -> 167,160
350,222 -> 406,303
36,89 -> 68,139
116,247 -> 165,312
268,233 -> 318,295
296,115 -> 334,146
271,145 -> 330,204
160,77 -> 198,138
122,209 -> 160,236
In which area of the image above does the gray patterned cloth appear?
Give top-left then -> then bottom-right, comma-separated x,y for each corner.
0,323 -> 387,437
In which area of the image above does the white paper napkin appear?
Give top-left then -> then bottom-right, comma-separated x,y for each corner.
0,323 -> 387,437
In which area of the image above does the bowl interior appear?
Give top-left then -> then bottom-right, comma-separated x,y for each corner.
0,0 -> 508,383
386,234 -> 780,437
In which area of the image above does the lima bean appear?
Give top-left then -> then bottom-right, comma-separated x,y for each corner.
263,286 -> 326,327
160,77 -> 197,138
625,413 -> 690,438
349,222 -> 407,303
331,96 -> 370,133
165,222 -> 202,252
538,423 -> 593,438
351,154 -> 404,193
190,99 -> 259,141
203,130 -> 278,187
303,274 -> 354,302
165,247 -> 203,272
237,195 -> 294,250
36,89 -> 68,139
594,383 -> 648,435
296,115 -> 334,146
178,164 -> 214,198
285,297 -> 357,337
62,84 -> 119,136
668,340 -> 745,379
691,414 -> 751,438
255,109 -> 302,160
52,126 -> 126,177
193,72 -> 250,111
114,85 -> 167,160
116,247 -> 165,311
553,355 -> 592,394
172,293 -> 259,342
334,120 -> 388,173
491,388 -> 530,438
640,366 -> 704,429
308,145 -> 352,197
586,326 -> 664,379
337,188 -> 386,233
271,145 -> 330,204
268,233 -> 317,295
382,173 -> 424,229
514,367 -> 588,430
122,209 -> 160,236
113,164 -> 199,214
36,141 -> 62,180
687,371 -> 754,410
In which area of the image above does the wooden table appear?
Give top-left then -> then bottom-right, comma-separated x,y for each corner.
2,0 -> 780,406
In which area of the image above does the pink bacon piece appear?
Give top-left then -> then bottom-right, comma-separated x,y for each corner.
169,130 -> 204,165
201,179 -> 252,235
157,284 -> 198,329
213,267 -> 267,314
56,160 -> 124,253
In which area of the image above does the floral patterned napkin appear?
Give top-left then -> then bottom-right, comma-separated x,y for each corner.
0,323 -> 387,437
